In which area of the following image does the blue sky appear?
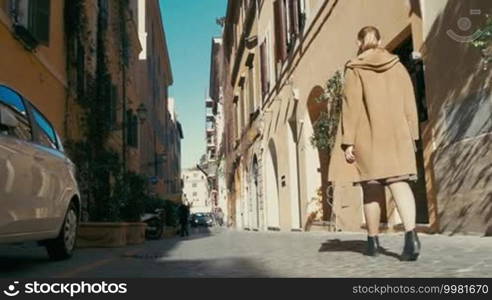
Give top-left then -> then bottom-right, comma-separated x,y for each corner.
159,0 -> 227,169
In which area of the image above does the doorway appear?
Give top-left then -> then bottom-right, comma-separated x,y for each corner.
392,36 -> 430,224
251,155 -> 260,230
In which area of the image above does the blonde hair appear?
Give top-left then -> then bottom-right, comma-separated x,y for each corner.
357,26 -> 381,54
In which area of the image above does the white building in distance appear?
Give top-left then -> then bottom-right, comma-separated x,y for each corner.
182,168 -> 210,214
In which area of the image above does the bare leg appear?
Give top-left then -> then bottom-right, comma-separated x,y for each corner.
388,181 -> 416,232
361,183 -> 385,237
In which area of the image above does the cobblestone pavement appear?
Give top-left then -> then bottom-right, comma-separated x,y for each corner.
1,228 -> 491,278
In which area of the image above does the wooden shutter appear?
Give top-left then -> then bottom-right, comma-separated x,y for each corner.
289,0 -> 300,36
28,0 -> 50,44
132,115 -> 139,147
273,0 -> 287,62
109,85 -> 118,130
126,110 -> 133,146
260,41 -> 269,98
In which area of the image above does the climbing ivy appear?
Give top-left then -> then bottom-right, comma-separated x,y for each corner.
310,70 -> 343,151
470,14 -> 492,70
64,0 -> 144,222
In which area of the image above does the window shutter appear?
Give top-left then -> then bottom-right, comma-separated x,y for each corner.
132,115 -> 139,147
126,109 -> 132,146
108,85 -> 118,130
248,67 -> 255,118
289,0 -> 300,36
28,0 -> 50,44
260,41 -> 269,98
273,0 -> 287,62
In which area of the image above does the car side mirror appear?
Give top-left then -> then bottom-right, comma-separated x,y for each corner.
0,106 -> 19,128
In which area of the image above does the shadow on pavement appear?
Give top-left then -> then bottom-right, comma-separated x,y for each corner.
0,226 -> 223,277
0,256 -> 50,274
318,239 -> 401,260
121,257 -> 270,278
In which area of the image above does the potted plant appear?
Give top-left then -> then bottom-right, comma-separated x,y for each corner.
76,170 -> 148,248
162,200 -> 179,238
75,151 -> 131,248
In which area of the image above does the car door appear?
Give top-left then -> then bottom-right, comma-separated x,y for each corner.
0,85 -> 41,236
29,105 -> 72,231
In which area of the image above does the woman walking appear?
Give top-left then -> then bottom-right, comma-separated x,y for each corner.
330,26 -> 421,261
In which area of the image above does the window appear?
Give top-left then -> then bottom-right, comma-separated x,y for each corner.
32,107 -> 57,149
260,40 -> 270,99
239,83 -> 246,131
108,85 -> 118,130
247,66 -> 255,121
273,0 -> 288,62
193,192 -> 197,197
192,183 -> 197,188
28,0 -> 51,44
234,101 -> 240,140
273,0 -> 305,62
126,110 -> 138,148
0,85 -> 27,114
8,0 -> 51,47
0,85 -> 31,141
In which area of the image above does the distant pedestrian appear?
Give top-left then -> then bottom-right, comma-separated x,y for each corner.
178,204 -> 190,237
329,26 -> 421,261
216,208 -> 224,227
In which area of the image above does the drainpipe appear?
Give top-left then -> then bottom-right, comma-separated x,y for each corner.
120,6 -> 127,176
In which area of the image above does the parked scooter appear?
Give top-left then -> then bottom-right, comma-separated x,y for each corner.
141,209 -> 165,240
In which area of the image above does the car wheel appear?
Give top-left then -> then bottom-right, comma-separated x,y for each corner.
46,202 -> 78,261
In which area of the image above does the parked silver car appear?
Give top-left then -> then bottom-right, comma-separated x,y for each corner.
0,84 -> 80,260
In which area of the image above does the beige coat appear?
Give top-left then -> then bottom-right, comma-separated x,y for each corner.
328,48 -> 419,183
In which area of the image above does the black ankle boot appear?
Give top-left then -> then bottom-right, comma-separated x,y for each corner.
401,230 -> 421,261
366,236 -> 380,256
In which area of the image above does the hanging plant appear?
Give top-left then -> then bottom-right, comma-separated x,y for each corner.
310,70 -> 344,151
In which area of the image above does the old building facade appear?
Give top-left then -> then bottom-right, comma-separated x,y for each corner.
219,0 -> 491,235
133,0 -> 176,201
206,37 -> 228,221
1,0 -> 181,220
0,0 -> 67,136
165,97 -> 184,202
182,168 -> 211,214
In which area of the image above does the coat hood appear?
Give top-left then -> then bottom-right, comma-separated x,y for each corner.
346,48 -> 400,72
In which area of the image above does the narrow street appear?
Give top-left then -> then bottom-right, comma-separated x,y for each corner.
1,230 -> 491,278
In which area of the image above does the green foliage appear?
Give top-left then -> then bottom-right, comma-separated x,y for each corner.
162,200 -> 179,227
144,195 -> 166,213
64,0 -> 139,222
470,15 -> 492,68
314,70 -> 344,104
310,71 -> 344,151
118,172 -> 148,222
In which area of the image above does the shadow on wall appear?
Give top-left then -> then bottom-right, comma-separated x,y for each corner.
422,0 -> 492,235
306,86 -> 332,221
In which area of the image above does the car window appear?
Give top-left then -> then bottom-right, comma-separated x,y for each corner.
0,85 -> 27,114
32,108 -> 58,150
0,86 -> 32,141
